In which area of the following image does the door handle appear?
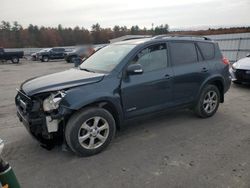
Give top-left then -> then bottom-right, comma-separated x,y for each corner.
201,67 -> 208,73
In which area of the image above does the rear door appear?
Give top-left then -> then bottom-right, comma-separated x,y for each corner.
53,48 -> 61,59
49,49 -> 56,59
169,41 -> 209,105
121,43 -> 174,118
50,48 -> 64,59
57,48 -> 65,59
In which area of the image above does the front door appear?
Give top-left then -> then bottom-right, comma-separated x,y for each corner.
121,43 -> 174,118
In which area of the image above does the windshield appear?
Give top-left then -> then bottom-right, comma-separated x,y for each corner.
40,48 -> 51,52
72,47 -> 84,53
80,44 -> 135,73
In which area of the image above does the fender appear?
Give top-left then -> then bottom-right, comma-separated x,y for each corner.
60,88 -> 124,124
196,74 -> 225,103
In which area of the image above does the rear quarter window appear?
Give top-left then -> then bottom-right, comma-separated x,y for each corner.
197,42 -> 215,60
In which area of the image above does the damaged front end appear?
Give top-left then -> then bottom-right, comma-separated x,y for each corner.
15,89 -> 72,149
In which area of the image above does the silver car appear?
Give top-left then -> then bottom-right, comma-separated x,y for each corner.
230,54 -> 250,84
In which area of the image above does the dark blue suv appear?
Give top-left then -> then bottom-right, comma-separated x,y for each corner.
15,35 -> 231,156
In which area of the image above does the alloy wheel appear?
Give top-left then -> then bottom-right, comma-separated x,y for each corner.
12,57 -> 18,63
78,116 -> 109,149
203,90 -> 218,114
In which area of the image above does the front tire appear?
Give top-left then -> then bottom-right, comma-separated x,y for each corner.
11,57 -> 19,64
65,107 -> 116,156
194,84 -> 220,118
70,56 -> 77,63
42,56 -> 49,62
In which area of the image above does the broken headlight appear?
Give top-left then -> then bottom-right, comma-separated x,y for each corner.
43,91 -> 66,112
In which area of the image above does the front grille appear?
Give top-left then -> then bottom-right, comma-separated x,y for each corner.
16,91 -> 43,118
15,90 -> 52,144
235,69 -> 250,81
16,90 -> 33,113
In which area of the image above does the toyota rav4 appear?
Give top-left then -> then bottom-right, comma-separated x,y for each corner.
15,35 -> 231,156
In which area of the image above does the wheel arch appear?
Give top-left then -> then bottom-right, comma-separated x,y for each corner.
199,76 -> 225,103
67,55 -> 77,60
42,55 -> 49,60
86,100 -> 122,129
62,97 -> 123,130
11,56 -> 19,63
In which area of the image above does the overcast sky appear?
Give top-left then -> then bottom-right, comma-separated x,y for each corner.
1,0 -> 250,30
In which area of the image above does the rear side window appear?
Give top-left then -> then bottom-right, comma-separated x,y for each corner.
197,42 -> 215,60
169,42 -> 197,65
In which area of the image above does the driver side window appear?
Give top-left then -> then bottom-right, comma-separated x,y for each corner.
131,43 -> 168,72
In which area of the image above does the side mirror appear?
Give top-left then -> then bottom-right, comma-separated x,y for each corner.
127,64 -> 143,75
246,53 -> 250,57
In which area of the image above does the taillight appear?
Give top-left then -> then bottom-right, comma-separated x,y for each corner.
222,57 -> 230,65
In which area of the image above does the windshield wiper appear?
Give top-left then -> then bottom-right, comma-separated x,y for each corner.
80,68 -> 95,73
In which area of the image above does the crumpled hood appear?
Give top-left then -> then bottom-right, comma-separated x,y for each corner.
234,57 -> 250,70
21,68 -> 105,96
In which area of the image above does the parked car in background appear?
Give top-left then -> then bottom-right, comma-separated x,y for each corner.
15,35 -> 231,156
230,54 -> 250,84
0,48 -> 24,64
64,47 -> 87,63
80,45 -> 106,64
38,48 -> 65,62
31,48 -> 50,61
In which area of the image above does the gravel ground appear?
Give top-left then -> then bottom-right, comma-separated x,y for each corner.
0,60 -> 250,188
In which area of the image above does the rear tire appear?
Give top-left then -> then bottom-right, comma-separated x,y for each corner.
65,107 -> 116,156
194,84 -> 220,118
11,57 -> 19,64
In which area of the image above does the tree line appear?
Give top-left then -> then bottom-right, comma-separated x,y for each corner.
0,21 -> 169,48
0,21 -> 249,48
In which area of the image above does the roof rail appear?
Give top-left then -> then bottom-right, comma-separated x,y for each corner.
152,34 -> 212,41
122,36 -> 151,41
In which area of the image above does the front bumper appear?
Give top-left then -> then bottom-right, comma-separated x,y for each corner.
38,55 -> 43,60
16,100 -> 54,145
16,106 -> 47,139
15,90 -> 67,147
230,68 -> 250,82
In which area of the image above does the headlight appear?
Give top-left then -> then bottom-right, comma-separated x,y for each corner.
43,91 -> 66,112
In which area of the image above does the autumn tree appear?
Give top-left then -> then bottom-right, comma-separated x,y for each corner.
1,20 -> 249,48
